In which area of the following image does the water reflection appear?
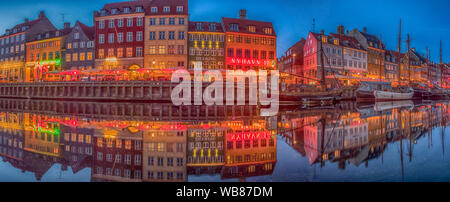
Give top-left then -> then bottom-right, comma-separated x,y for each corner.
0,99 -> 448,182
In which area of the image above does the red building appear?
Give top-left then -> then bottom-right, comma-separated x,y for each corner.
222,10 -> 277,71
94,1 -> 150,70
92,129 -> 143,182
278,38 -> 305,83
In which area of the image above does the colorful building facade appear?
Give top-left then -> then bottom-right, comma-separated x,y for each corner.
25,25 -> 72,82
188,21 -> 225,70
94,1 -> 148,70
144,0 -> 189,70
223,10 -> 277,71
63,21 -> 95,70
0,11 -> 56,83
348,28 -> 385,80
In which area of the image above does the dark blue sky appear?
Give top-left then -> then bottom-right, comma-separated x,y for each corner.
0,0 -> 448,62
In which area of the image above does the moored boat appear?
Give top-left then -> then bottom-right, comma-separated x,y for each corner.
373,87 -> 414,101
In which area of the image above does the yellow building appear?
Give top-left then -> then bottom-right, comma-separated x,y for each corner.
144,1 -> 188,69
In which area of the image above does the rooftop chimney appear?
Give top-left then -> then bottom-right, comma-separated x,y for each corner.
337,25 -> 344,35
25,18 -> 29,23
239,9 -> 247,20
64,22 -> 70,29
363,27 -> 367,33
320,30 -> 324,35
38,11 -> 45,19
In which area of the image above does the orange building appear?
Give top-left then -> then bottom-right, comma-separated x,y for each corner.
222,10 -> 277,71
25,25 -> 71,82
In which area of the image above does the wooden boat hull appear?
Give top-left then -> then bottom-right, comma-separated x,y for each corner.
374,90 -> 414,101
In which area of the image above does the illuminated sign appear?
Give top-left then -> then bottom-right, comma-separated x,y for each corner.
227,58 -> 274,67
228,131 -> 272,141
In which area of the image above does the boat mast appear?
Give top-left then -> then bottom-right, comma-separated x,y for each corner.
379,34 -> 383,82
407,34 -> 411,84
397,19 -> 402,84
320,35 -> 326,91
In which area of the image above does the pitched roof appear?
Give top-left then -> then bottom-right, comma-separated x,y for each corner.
31,27 -> 72,42
189,21 -> 224,33
76,21 -> 95,40
359,31 -> 385,49
222,17 -> 276,36
1,16 -> 47,38
145,0 -> 188,15
330,33 -> 365,50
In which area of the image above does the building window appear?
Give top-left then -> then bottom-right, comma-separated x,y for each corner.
169,17 -> 175,25
159,18 -> 165,25
136,6 -> 143,13
149,46 -> 156,54
159,46 -> 166,54
149,18 -> 156,25
159,31 -> 165,40
179,18 -> 185,25
126,47 -> 133,57
127,18 -> 133,27
168,31 -> 175,40
127,32 -> 133,42
99,21 -> 105,29
74,32 -> 79,39
118,19 -> 124,27
98,49 -> 104,59
136,31 -> 143,41
108,48 -> 114,57
87,52 -> 93,60
65,54 -> 71,62
177,31 -> 185,40
108,33 -> 114,43
99,34 -> 104,44
118,32 -> 123,43
248,25 -> 256,33
137,18 -> 143,26
80,52 -> 85,61
151,7 -> 158,13
149,32 -> 156,40
136,47 -> 143,57
108,19 -> 114,28
176,6 -> 184,12
163,6 -> 170,13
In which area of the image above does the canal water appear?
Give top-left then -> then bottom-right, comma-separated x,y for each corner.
0,100 -> 448,182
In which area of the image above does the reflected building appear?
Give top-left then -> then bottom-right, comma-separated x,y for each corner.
187,123 -> 226,175
60,124 -> 94,174
223,119 -> 277,181
92,126 -> 143,182
143,123 -> 187,182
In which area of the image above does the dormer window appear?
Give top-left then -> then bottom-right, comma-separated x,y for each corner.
101,10 -> 107,16
163,6 -> 170,13
22,27 -> 26,31
124,7 -> 130,13
151,7 -> 158,13
263,27 -> 272,35
136,6 -> 143,13
209,24 -> 217,31
45,33 -> 50,38
196,23 -> 203,31
56,31 -> 60,37
230,23 -> 239,32
176,6 -> 183,12
111,9 -> 118,14
13,29 -> 17,33
334,39 -> 339,45
37,35 -> 41,40
322,36 -> 327,43
248,25 -> 256,33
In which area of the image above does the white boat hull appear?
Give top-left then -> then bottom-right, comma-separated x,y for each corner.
373,90 -> 414,101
